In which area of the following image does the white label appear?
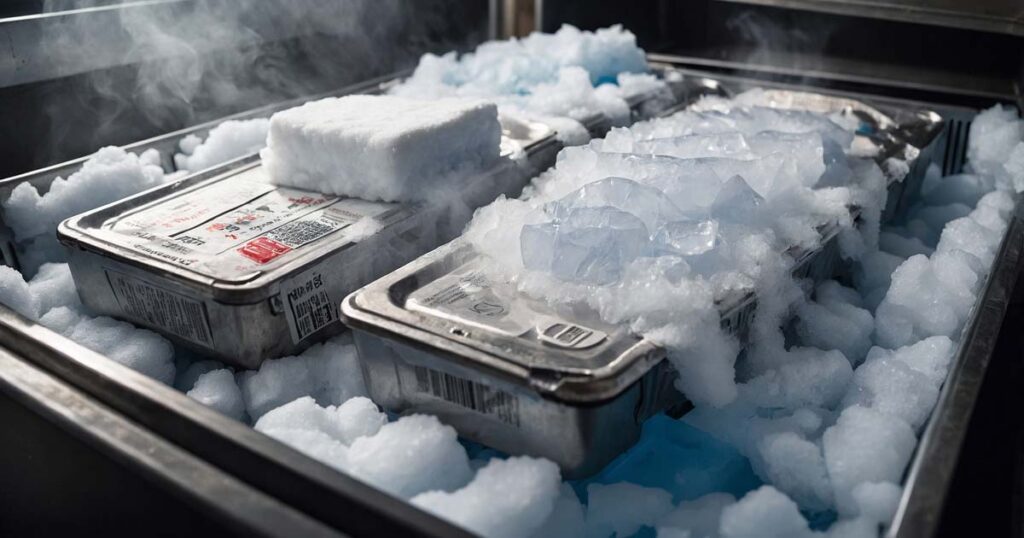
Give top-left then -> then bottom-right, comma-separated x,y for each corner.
98,171 -> 397,281
106,270 -> 214,347
282,271 -> 335,343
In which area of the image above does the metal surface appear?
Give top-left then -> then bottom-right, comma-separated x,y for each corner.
59,121 -> 558,367
55,70 -> 695,367
890,202 -> 1024,537
0,70 -> 407,200
711,0 -> 1024,37
0,304 -> 474,538
0,346 -> 341,538
340,84 -> 945,476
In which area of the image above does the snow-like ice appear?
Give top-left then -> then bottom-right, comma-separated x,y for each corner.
39,306 -> 176,385
250,102 -> 1017,537
411,457 -> 561,538
261,95 -> 501,203
2,65 -> 1012,537
796,281 -> 874,365
531,484 -> 586,538
392,25 -> 656,141
255,396 -> 386,447
187,368 -> 246,421
0,265 -> 39,319
240,335 -> 366,420
823,406 -> 917,516
718,486 -> 812,538
0,262 -> 176,385
175,358 -> 226,392
585,482 -> 675,537
174,118 -> 269,172
657,493 -> 736,538
346,414 -> 473,498
967,105 -> 1022,178
27,263 -> 80,315
4,147 -> 163,242
3,147 -> 166,274
254,396 -> 387,472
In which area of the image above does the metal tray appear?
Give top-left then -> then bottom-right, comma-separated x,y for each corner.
339,85 -> 947,475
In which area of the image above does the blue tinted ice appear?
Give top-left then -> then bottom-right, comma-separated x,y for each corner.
653,219 -> 719,256
547,176 -> 685,232
711,175 -> 766,226
521,206 -> 650,285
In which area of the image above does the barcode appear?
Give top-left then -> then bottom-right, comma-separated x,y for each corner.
290,289 -> 333,341
106,271 -> 214,347
269,218 -> 338,248
285,272 -> 333,342
414,366 -> 520,427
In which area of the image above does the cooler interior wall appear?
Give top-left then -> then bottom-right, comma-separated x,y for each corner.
540,0 -> 1023,107
0,0 -> 490,178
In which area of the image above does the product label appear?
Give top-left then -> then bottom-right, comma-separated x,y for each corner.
281,270 -> 335,343
412,365 -> 521,427
106,270 -> 214,347
99,172 -> 397,281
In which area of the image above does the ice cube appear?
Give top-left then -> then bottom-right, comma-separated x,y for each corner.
711,176 -> 765,226
522,206 -> 650,285
633,133 -> 752,160
653,219 -> 719,256
547,176 -> 686,232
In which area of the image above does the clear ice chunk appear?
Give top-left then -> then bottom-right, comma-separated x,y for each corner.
653,219 -> 719,256
522,206 -> 650,285
711,175 -> 765,226
547,176 -> 685,232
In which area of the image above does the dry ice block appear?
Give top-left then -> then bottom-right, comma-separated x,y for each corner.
261,95 -> 502,202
